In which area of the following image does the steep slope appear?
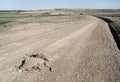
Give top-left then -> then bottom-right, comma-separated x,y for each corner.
71,18 -> 120,82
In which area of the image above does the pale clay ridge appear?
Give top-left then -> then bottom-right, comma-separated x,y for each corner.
41,20 -> 98,61
0,15 -> 119,82
16,17 -> 98,73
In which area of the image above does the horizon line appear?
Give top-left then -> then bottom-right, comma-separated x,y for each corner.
0,8 -> 120,11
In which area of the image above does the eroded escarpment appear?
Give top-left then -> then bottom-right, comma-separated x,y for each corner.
94,16 -> 120,50
71,17 -> 120,82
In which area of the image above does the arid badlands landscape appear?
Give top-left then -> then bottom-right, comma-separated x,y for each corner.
0,9 -> 120,82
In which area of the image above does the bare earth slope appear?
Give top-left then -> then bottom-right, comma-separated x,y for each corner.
0,15 -> 120,82
71,18 -> 120,82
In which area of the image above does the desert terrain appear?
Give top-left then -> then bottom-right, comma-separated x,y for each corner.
0,9 -> 120,82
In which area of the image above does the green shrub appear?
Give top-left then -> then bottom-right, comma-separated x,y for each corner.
41,12 -> 51,16
0,21 -> 12,25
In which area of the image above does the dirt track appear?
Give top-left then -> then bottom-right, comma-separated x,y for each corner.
0,15 -> 120,82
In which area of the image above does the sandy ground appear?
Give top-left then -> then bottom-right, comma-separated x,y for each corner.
0,15 -> 120,82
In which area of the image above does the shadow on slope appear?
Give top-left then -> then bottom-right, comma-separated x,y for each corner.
94,16 -> 120,50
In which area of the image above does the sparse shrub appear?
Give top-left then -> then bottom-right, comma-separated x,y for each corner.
41,12 -> 51,16
4,24 -> 7,27
79,13 -> 84,15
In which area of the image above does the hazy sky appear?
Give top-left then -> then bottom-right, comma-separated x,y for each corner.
0,0 -> 120,10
